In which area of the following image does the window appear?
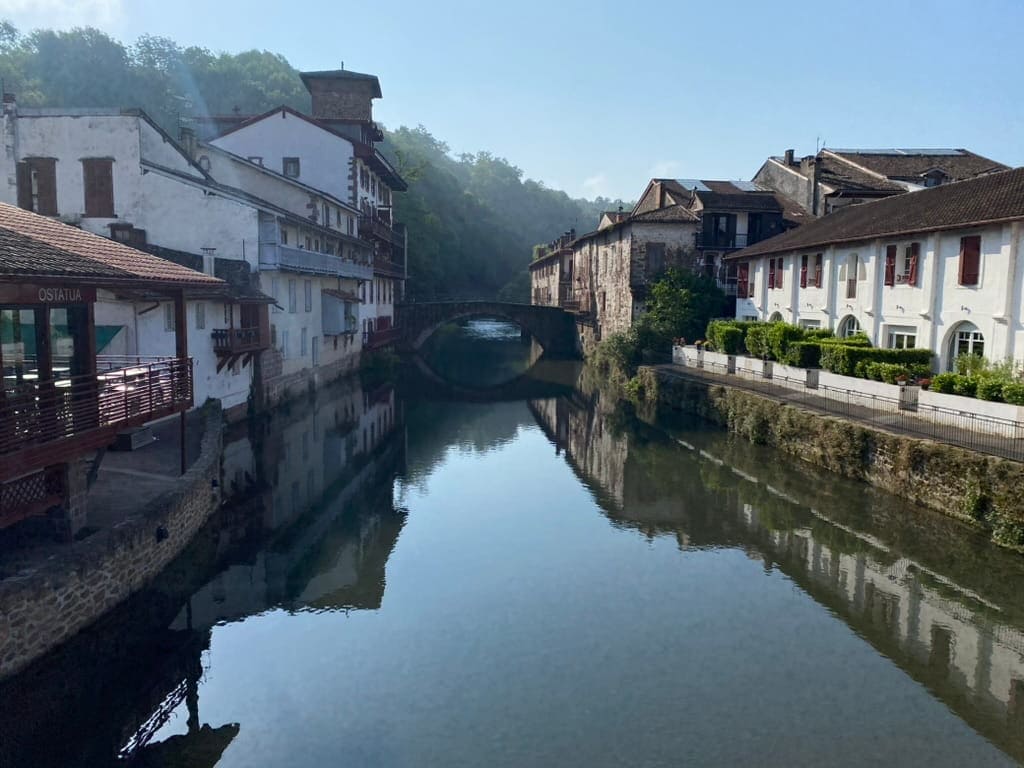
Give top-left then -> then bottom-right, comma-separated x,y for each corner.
901,243 -> 920,285
281,227 -> 288,245
314,239 -> 320,252
737,262 -> 750,298
283,157 -> 300,178
768,259 -> 776,289
348,217 -> 355,235
950,322 -> 984,366
838,315 -> 860,338
247,156 -> 264,166
336,208 -> 341,227
304,280 -> 313,312
82,158 -> 114,217
280,329 -> 290,358
16,158 -> 58,215
959,235 -> 981,286
288,279 -> 297,313
884,245 -> 897,286
195,302 -> 206,330
304,236 -> 311,250
775,257 -> 784,290
312,335 -> 320,366
814,253 -> 823,288
322,202 -> 329,224
164,303 -> 176,332
843,254 -> 859,298
888,326 -> 917,349
301,327 -> 308,356
799,319 -> 821,329
800,254 -> 808,288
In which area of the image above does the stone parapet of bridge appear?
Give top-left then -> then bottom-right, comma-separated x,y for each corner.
394,301 -> 580,358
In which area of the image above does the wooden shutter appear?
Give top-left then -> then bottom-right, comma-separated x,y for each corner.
768,259 -> 775,289
908,242 -> 920,286
814,254 -> 823,287
884,245 -> 897,286
15,162 -> 32,210
776,258 -> 783,289
34,159 -> 58,215
737,262 -> 749,298
800,255 -> 808,288
82,159 -> 114,217
959,236 -> 981,285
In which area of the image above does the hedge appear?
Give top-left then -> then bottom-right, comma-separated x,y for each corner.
745,324 -> 772,358
784,341 -> 822,368
1002,382 -> 1024,405
767,323 -> 807,362
819,345 -> 933,377
977,378 -> 1005,402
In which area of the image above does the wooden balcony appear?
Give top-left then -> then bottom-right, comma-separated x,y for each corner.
0,356 -> 193,485
359,215 -> 404,247
363,326 -> 400,350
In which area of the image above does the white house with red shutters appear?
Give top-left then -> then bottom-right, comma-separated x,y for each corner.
728,167 -> 1024,371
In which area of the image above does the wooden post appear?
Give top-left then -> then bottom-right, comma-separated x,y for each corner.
173,290 -> 188,475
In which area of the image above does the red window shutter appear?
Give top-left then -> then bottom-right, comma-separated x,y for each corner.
768,260 -> 775,289
15,162 -> 32,210
884,245 -> 897,286
34,159 -> 58,215
776,258 -> 783,289
83,158 -> 114,217
737,262 -> 749,298
800,255 -> 808,288
959,236 -> 981,285
908,242 -> 920,286
814,254 -> 823,287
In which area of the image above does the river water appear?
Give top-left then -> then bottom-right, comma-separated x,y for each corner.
3,319 -> 1024,767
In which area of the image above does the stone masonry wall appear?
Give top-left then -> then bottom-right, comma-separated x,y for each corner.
638,366 -> 1024,551
0,404 -> 224,680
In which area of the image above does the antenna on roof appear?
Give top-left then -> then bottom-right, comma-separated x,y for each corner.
815,135 -> 820,153
340,61 -> 344,69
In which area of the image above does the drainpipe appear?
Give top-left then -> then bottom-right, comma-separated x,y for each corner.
1003,221 -> 1021,359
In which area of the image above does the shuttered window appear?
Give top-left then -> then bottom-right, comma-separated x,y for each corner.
884,245 -> 897,286
959,235 -> 981,286
799,254 -> 808,288
82,158 -> 114,217
907,242 -> 920,286
16,158 -> 58,215
775,258 -> 784,290
737,262 -> 749,298
814,254 -> 823,287
768,260 -> 775,289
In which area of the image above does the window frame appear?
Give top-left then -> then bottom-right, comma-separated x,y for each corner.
283,157 -> 301,178
82,157 -> 115,218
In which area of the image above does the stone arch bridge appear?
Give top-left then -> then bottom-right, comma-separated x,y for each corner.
394,302 -> 580,357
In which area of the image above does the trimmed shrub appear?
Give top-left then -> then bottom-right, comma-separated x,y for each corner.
875,363 -> 912,384
821,333 -> 871,348
784,341 -> 822,368
1002,381 -> 1024,405
718,326 -> 744,355
768,323 -> 807,362
820,344 -> 933,377
929,373 -> 958,394
745,324 -> 771,358
804,328 -> 835,340
953,375 -> 978,398
977,378 -> 1005,402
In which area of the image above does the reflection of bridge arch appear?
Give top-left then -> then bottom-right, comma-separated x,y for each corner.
404,354 -> 578,403
395,302 -> 580,357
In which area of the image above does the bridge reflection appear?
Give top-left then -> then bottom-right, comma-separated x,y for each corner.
529,385 -> 1024,764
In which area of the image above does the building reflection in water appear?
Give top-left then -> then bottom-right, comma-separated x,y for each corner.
0,376 -> 408,768
529,385 -> 1024,764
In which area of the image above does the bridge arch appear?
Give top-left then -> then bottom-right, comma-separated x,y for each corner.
394,302 -> 580,358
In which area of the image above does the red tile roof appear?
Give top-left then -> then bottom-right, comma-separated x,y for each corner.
727,167 -> 1024,260
0,202 -> 224,289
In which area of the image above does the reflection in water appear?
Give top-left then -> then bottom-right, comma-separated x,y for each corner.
419,317 -> 536,388
2,319 -> 1024,767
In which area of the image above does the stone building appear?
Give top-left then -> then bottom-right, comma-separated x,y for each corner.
729,167 -> 1024,371
754,147 -> 1008,218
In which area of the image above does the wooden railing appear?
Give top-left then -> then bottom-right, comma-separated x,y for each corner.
0,356 -> 193,481
212,327 -> 267,355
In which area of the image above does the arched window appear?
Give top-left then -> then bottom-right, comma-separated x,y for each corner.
838,315 -> 861,338
949,322 -> 984,369
768,311 -> 784,322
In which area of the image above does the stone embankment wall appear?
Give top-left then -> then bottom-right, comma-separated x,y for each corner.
0,404 -> 223,680
637,366 -> 1024,551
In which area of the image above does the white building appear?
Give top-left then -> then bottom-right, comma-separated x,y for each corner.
199,68 -> 408,355
729,167 -> 1024,371
0,103 -> 270,418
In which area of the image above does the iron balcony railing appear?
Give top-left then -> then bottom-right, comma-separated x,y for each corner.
212,327 -> 268,355
1,356 -> 193,481
260,243 -> 373,281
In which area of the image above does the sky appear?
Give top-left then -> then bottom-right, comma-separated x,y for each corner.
1,0 -> 1022,201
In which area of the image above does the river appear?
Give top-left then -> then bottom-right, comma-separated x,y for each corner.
2,319 -> 1024,767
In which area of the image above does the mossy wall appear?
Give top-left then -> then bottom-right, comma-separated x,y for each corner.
638,366 -> 1024,551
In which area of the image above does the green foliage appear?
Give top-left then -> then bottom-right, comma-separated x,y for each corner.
767,323 -> 805,362
1001,381 -> 1024,405
639,268 -> 729,350
863,362 -> 916,384
823,333 -> 872,348
819,344 -> 932,377
955,354 -> 988,377
744,324 -> 772,358
976,378 -> 1005,402
784,341 -> 822,368
929,373 -> 959,393
953,375 -> 978,397
717,326 -> 744,355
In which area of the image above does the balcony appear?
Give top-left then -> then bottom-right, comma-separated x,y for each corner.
359,214 -> 405,248
693,232 -> 765,250
260,243 -> 372,281
212,326 -> 269,372
363,326 -> 400,350
1,356 -> 193,484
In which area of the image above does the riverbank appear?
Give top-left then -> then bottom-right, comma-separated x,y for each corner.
636,364 -> 1024,552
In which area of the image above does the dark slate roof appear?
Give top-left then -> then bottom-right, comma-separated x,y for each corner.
727,167 -> 1024,260
0,203 -> 224,288
815,154 -> 905,194
300,69 -> 382,98
826,148 -> 1009,182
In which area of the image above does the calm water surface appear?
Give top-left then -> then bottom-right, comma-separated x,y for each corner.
3,319 -> 1024,767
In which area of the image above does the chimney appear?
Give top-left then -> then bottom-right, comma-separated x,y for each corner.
783,148 -> 795,165
179,126 -> 197,159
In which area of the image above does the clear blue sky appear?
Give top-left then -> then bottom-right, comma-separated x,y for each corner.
3,0 -> 1022,200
